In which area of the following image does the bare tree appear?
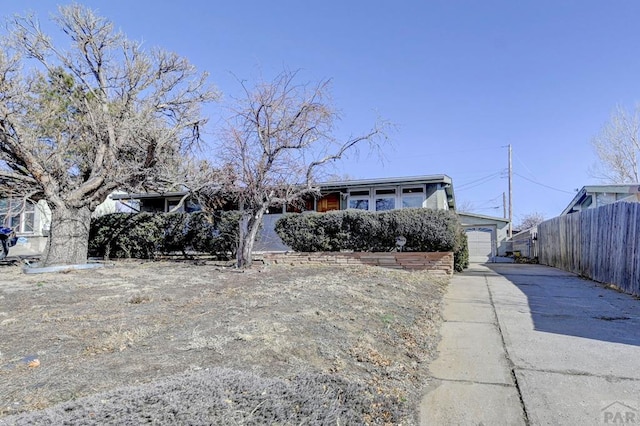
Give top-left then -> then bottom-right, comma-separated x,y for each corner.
211,70 -> 387,268
516,212 -> 545,231
590,105 -> 640,183
455,200 -> 476,214
0,5 -> 218,265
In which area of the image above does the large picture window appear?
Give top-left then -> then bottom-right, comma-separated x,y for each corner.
375,188 -> 396,211
348,190 -> 370,210
402,187 -> 425,208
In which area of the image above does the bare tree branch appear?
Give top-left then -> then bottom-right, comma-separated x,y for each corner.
590,105 -> 640,183
0,4 -> 219,265
202,70 -> 389,267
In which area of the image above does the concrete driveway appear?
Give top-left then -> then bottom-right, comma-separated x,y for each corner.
420,263 -> 640,425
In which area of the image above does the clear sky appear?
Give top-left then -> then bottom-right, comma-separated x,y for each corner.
3,1 -> 640,224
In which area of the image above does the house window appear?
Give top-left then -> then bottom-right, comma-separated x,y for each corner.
0,199 -> 35,234
348,190 -> 370,210
375,189 -> 396,211
402,187 -> 425,208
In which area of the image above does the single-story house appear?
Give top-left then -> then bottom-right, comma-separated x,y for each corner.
0,194 -> 128,257
0,199 -> 51,256
458,212 -> 510,263
111,174 -> 456,214
561,184 -> 640,215
111,174 -> 457,251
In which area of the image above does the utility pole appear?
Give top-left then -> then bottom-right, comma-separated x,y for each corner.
503,192 -> 507,219
508,144 -> 513,237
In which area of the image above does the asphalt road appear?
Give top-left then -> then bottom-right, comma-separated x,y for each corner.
420,263 -> 640,425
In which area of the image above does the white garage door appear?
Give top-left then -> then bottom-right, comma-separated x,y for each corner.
466,227 -> 494,263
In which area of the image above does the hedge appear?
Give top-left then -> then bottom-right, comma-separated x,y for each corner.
89,211 -> 241,260
275,208 -> 469,272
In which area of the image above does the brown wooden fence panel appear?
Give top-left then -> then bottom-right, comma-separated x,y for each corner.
538,202 -> 640,297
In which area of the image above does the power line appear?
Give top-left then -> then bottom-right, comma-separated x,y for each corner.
513,151 -> 538,180
456,171 -> 503,191
514,172 -> 574,194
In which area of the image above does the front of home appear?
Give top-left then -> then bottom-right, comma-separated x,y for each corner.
111,174 -> 457,252
2,174 -> 519,262
258,175 -> 456,251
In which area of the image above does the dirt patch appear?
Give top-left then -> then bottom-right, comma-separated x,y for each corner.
0,260 -> 447,424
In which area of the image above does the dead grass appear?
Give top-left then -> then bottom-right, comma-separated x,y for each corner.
0,260 -> 448,424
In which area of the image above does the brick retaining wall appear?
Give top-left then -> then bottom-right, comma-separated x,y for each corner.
260,252 -> 454,275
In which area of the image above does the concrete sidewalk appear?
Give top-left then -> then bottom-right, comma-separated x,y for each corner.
420,263 -> 640,425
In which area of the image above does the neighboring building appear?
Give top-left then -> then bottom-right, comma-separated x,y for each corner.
0,199 -> 50,256
0,193 -> 128,257
511,226 -> 537,259
561,184 -> 640,215
458,212 -> 510,263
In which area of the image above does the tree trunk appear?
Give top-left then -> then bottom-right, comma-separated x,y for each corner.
236,208 -> 265,268
42,205 -> 92,266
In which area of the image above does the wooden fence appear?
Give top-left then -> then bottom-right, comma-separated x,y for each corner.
538,202 -> 640,296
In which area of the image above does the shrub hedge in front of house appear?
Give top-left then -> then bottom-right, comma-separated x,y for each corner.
89,211 -> 241,260
274,208 -> 469,272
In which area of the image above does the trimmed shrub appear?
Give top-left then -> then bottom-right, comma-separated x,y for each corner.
188,211 -> 242,258
89,211 -> 241,260
453,228 -> 469,272
89,213 -> 165,259
275,208 -> 469,271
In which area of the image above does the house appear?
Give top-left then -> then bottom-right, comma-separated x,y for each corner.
0,199 -> 51,256
259,174 -> 455,250
458,212 -> 510,263
0,194 -> 128,257
111,174 -> 457,251
561,184 -> 640,215
110,174 -> 456,214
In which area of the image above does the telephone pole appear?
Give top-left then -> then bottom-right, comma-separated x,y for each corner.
508,144 -> 513,237
503,192 -> 507,219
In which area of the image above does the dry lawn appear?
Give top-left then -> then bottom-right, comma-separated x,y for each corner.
0,260 -> 448,425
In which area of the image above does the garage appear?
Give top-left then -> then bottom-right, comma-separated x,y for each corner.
465,227 -> 494,263
458,213 -> 510,263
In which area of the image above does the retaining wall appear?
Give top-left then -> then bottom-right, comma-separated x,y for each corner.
260,251 -> 454,275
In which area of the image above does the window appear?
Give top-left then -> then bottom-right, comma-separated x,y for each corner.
0,199 -> 35,233
375,189 -> 396,211
348,190 -> 370,210
402,187 -> 425,208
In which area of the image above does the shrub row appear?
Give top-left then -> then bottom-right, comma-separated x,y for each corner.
89,211 -> 241,260
275,208 -> 469,271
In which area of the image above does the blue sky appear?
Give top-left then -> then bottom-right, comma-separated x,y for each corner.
4,1 -> 640,224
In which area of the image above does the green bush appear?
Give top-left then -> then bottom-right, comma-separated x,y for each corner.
453,227 -> 469,272
89,211 -> 241,260
89,213 -> 165,259
275,208 -> 469,271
